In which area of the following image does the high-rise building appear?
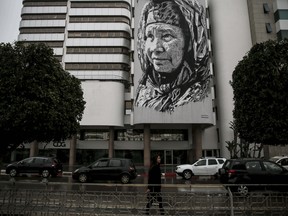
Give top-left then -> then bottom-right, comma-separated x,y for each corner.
15,0 -> 287,168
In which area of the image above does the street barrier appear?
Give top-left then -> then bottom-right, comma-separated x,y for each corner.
0,181 -> 288,215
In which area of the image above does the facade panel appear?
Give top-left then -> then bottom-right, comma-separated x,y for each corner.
80,81 -> 125,126
208,0 -> 252,157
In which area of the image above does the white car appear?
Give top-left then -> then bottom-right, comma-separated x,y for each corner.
175,157 -> 226,180
269,156 -> 288,170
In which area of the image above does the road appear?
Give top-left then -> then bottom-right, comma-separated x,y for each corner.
0,173 -> 225,194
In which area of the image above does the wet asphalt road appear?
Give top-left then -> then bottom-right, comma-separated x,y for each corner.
0,173 -> 226,194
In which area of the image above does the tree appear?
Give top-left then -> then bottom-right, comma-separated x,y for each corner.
0,42 -> 86,160
225,120 -> 263,159
231,39 -> 288,145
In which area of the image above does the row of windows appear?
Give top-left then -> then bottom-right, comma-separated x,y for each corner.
19,29 -> 131,39
66,47 -> 129,55
65,63 -> 130,71
22,41 -> 64,47
22,14 -> 67,20
21,16 -> 130,25
71,2 -> 130,10
68,31 -> 130,39
20,27 -> 65,34
69,16 -> 130,24
23,1 -> 67,7
78,129 -> 189,141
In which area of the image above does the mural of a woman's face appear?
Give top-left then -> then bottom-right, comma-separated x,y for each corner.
144,11 -> 185,74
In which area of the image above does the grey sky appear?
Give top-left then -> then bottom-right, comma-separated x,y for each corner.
0,0 -> 22,43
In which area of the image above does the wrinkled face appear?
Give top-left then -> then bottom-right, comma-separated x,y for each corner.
144,12 -> 185,74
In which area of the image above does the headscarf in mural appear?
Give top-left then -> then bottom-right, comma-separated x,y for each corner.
135,0 -> 211,113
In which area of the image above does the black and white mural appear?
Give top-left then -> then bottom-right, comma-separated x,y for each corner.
134,0 -> 213,124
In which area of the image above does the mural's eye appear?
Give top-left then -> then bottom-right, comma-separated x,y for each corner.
146,33 -> 154,41
162,34 -> 174,42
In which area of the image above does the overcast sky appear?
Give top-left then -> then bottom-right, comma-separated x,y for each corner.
0,0 -> 22,43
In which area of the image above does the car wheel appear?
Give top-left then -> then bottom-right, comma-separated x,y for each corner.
183,170 -> 193,180
79,173 -> 88,183
42,169 -> 50,178
120,174 -> 130,184
237,185 -> 249,196
9,168 -> 17,177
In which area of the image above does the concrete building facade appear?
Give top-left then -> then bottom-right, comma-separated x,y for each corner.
13,0 -> 288,168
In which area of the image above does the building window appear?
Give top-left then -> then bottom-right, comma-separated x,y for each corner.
68,31 -> 130,39
78,130 -> 109,141
22,14 -> 67,20
274,10 -> 288,22
125,101 -> 132,115
65,63 -> 130,71
202,149 -> 220,157
263,3 -> 270,14
23,1 -> 67,7
71,2 -> 130,10
265,23 -> 272,33
22,41 -> 64,48
116,129 -> 143,141
69,16 -> 130,25
20,27 -> 65,34
150,129 -> 188,141
66,47 -> 129,55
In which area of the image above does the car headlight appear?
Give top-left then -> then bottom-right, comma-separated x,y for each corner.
73,169 -> 79,173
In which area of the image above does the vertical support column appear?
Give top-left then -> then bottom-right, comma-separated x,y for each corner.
69,135 -> 76,172
144,124 -> 151,171
30,140 -> 39,157
192,126 -> 203,161
108,126 -> 114,158
10,151 -> 16,162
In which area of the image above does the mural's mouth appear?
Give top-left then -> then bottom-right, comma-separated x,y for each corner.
153,58 -> 169,64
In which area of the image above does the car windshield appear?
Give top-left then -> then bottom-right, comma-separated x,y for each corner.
269,157 -> 280,162
263,161 -> 283,174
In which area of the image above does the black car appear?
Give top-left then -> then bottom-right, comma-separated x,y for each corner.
6,156 -> 63,178
72,158 -> 137,184
218,158 -> 288,195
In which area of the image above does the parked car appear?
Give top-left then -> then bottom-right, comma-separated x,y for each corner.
72,158 -> 137,184
218,158 -> 288,195
269,155 -> 288,170
175,157 -> 226,180
5,156 -> 63,178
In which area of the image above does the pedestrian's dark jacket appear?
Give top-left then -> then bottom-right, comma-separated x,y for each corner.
148,164 -> 161,192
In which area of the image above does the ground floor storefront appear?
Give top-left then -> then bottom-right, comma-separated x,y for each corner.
4,125 -> 221,171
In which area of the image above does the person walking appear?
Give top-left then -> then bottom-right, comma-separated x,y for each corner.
146,154 -> 164,215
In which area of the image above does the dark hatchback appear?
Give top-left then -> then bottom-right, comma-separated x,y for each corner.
72,158 -> 137,184
219,158 -> 288,195
6,156 -> 63,178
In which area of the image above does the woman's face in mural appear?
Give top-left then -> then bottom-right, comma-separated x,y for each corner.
144,11 -> 185,74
